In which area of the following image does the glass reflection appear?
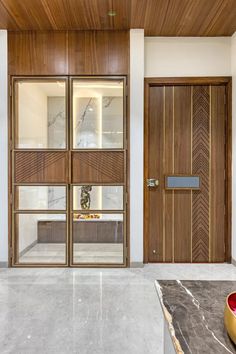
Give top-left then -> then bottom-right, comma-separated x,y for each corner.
73,79 -> 124,149
15,80 -> 66,149
16,186 -> 66,210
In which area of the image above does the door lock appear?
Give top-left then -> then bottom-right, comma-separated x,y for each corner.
147,179 -> 159,188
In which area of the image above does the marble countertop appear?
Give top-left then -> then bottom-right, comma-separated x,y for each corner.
156,280 -> 236,354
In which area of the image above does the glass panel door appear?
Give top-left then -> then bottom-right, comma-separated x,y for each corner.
11,76 -> 127,267
12,77 -> 68,266
71,77 -> 127,266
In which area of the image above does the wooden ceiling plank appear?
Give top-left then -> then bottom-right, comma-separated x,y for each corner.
1,0 -> 236,35
0,1 -> 20,30
202,0 -> 236,36
1,0 -> 54,30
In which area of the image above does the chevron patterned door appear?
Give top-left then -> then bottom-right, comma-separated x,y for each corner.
145,84 -> 226,263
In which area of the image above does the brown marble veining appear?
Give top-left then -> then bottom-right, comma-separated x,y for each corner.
156,280 -> 236,354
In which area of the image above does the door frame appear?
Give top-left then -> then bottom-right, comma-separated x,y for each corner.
144,77 -> 232,263
8,75 -> 130,268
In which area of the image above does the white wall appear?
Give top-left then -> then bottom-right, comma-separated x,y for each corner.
145,37 -> 231,77
130,29 -> 144,264
0,30 -> 8,264
231,32 -> 236,261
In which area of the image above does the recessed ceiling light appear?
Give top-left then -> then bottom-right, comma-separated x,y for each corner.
108,10 -> 116,16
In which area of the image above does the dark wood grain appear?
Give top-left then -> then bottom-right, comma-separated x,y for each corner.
192,86 -> 210,262
15,151 -> 68,183
131,0 -> 236,36
148,86 -> 164,262
1,0 -> 130,30
1,0 -> 236,35
8,30 -> 129,75
225,80 -> 232,263
164,86 -> 174,262
8,31 -> 68,75
210,85 -> 226,262
173,86 -> 192,262
144,77 -> 231,264
72,151 -> 125,184
68,31 -> 129,75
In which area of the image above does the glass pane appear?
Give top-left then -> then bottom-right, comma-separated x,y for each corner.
16,186 -> 66,210
73,79 -> 124,149
16,214 -> 66,264
73,213 -> 124,264
15,80 -> 66,149
73,186 -> 123,210
166,176 -> 200,189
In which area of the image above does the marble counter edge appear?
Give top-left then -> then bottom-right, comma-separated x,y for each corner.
155,280 -> 184,354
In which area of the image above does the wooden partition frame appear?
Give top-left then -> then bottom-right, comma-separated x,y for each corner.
144,77 -> 232,263
9,75 -> 129,268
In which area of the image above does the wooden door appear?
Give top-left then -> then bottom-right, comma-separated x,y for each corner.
144,79 -> 231,263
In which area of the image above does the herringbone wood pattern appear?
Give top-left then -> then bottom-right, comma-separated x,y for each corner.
192,86 -> 210,262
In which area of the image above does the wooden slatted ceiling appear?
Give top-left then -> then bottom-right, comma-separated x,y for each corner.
0,0 -> 236,36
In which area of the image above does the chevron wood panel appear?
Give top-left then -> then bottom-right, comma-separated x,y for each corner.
72,151 -> 125,183
192,86 -> 210,262
15,151 -> 68,183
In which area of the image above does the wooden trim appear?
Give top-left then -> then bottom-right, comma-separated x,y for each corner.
225,79 -> 232,263
144,76 -> 232,263
8,75 -> 13,266
12,76 -> 69,151
145,77 -> 231,86
144,79 -> 150,263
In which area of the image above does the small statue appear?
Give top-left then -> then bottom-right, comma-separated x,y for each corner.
80,186 -> 92,210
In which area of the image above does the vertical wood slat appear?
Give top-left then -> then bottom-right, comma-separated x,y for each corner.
210,85 -> 226,261
173,86 -> 192,262
164,87 -> 174,262
148,86 -> 164,261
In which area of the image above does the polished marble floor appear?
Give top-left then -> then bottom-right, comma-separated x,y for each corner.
20,243 -> 123,264
0,264 -> 236,354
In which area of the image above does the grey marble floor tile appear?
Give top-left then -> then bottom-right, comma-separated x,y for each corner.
0,264 -> 236,353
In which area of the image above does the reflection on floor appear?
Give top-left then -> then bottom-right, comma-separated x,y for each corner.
19,243 -> 124,264
0,264 -> 236,354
